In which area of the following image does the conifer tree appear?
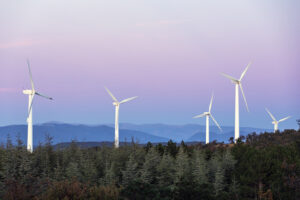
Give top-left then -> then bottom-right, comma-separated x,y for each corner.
122,153 -> 139,186
192,150 -> 208,185
209,151 -> 222,182
66,162 -> 80,179
157,152 -> 175,187
174,147 -> 190,183
223,149 -> 236,169
214,166 -> 225,196
140,147 -> 161,184
80,152 -> 97,183
229,175 -> 240,199
100,161 -> 118,186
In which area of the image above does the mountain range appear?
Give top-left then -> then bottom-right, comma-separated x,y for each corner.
0,122 -> 272,146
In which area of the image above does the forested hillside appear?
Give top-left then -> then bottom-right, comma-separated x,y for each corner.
0,130 -> 299,200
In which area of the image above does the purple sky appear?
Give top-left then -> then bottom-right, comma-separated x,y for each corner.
0,0 -> 299,130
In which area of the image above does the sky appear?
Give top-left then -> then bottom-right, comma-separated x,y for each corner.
0,0 -> 299,130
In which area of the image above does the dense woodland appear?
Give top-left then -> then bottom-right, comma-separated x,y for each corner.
0,129 -> 299,200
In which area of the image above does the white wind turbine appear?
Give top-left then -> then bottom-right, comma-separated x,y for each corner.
23,60 -> 53,153
193,93 -> 222,144
265,108 -> 291,133
221,62 -> 251,143
105,87 -> 138,148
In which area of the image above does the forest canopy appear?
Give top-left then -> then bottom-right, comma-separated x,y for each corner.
0,129 -> 299,200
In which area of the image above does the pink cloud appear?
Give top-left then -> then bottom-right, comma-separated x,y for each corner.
0,88 -> 18,93
136,19 -> 191,27
0,39 -> 36,49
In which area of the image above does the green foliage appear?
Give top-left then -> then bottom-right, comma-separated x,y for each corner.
0,130 -> 298,199
192,150 -> 208,185
174,147 -> 190,183
122,152 -> 139,186
213,166 -> 225,196
157,152 -> 176,188
140,147 -> 161,184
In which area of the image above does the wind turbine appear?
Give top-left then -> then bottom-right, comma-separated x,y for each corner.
221,62 -> 251,143
265,108 -> 291,133
193,93 -> 222,144
23,60 -> 53,153
105,87 -> 138,148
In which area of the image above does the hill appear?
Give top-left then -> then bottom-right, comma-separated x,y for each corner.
0,123 -> 169,145
0,122 -> 272,145
108,123 -> 271,142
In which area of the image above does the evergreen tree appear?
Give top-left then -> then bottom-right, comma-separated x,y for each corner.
157,152 -> 175,187
80,151 -> 97,183
140,147 -> 161,184
166,140 -> 178,158
122,152 -> 139,186
214,166 -> 225,196
53,158 -> 64,181
208,151 -> 222,182
66,162 -> 80,179
192,150 -> 208,185
174,147 -> 190,183
222,149 -> 236,171
229,175 -> 240,199
100,161 -> 118,186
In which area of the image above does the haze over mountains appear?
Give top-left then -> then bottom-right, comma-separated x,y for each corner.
0,122 -> 273,146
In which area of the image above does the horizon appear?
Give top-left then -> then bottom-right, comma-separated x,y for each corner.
0,121 -> 276,134
1,0 -> 299,130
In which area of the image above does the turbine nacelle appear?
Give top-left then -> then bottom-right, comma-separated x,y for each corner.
204,112 -> 210,116
231,80 -> 240,85
23,89 -> 34,95
113,102 -> 119,106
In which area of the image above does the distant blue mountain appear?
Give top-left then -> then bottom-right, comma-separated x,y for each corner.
0,123 -> 169,145
107,123 -> 272,142
187,126 -> 270,142
106,123 -> 204,142
0,122 -> 272,145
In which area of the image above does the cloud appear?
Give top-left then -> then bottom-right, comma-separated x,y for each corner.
136,19 -> 191,27
0,88 -> 18,93
0,39 -> 36,49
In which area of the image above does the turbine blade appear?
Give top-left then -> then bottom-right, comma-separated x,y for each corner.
104,87 -> 118,102
27,94 -> 35,119
193,113 -> 206,119
278,116 -> 291,123
239,62 -> 251,81
239,83 -> 249,112
221,73 -> 238,82
27,60 -> 35,91
209,93 -> 213,113
210,114 -> 222,131
265,108 -> 277,122
35,92 -> 53,100
120,96 -> 138,104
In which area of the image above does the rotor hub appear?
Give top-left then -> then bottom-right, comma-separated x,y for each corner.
23,90 -> 34,95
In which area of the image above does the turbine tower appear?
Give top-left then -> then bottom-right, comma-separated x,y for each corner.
23,60 -> 53,153
265,108 -> 291,133
105,87 -> 138,148
193,93 -> 222,144
221,62 -> 251,143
